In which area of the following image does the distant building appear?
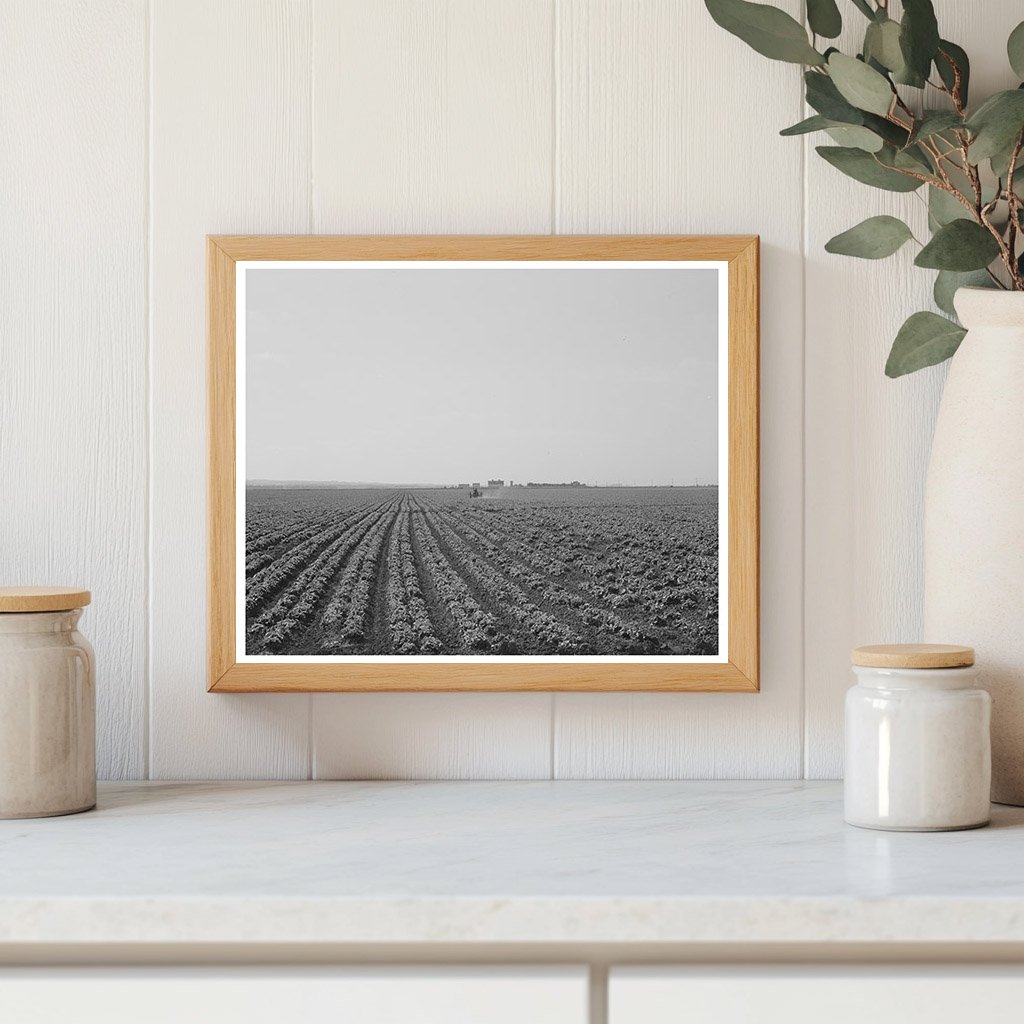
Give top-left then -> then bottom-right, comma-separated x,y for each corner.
457,483 -> 469,489
487,479 -> 504,487
472,482 -> 480,489
526,480 -> 588,488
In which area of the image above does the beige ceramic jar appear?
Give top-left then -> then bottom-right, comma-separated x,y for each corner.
0,587 -> 95,818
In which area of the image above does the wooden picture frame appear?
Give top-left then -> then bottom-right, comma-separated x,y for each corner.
208,235 -> 759,692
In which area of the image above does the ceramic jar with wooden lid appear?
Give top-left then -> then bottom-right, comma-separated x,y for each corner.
0,587 -> 95,818
844,644 -> 990,832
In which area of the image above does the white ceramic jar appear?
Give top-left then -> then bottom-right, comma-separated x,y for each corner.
0,587 -> 95,818
844,644 -> 990,832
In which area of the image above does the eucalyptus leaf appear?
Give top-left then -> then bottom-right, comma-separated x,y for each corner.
705,0 -> 825,64
879,143 -> 933,176
885,311 -> 966,378
928,185 -> 970,227
899,0 -> 940,83
935,40 -> 970,106
864,19 -> 905,75
990,130 -> 1024,181
967,89 -> 1024,163
826,125 -> 884,152
816,145 -> 923,191
807,0 -> 841,39
1009,21 -> 1024,80
907,111 -> 963,147
850,0 -> 875,19
942,161 -> 985,205
825,215 -> 914,259
827,52 -> 894,116
862,112 -> 910,148
780,114 -> 834,136
914,220 -> 1001,271
805,70 -> 868,124
934,270 -> 992,318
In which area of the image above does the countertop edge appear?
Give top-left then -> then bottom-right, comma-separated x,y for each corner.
4,896 -> 1024,946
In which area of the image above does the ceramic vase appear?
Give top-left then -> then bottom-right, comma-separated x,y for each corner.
923,287 -> 1024,805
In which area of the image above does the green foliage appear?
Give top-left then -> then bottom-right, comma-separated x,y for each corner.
928,184 -> 968,227
827,53 -> 894,117
804,71 -> 864,123
704,0 -> 824,64
806,0 -> 841,39
899,0 -> 940,83
967,90 -> 1024,164
704,0 -> 1024,377
907,110 -> 962,146
780,114 -> 834,136
825,216 -> 913,259
935,40 -> 970,106
826,125 -> 884,152
1009,21 -> 1024,80
885,312 -> 966,378
915,220 -> 1001,272
816,146 -> 923,192
864,20 -> 905,77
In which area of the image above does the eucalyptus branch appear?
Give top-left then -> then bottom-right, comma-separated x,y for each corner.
704,0 -> 1024,375
935,47 -> 966,116
1007,137 -> 1024,287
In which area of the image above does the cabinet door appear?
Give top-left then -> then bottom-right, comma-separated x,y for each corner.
0,966 -> 588,1024
610,967 -> 1024,1024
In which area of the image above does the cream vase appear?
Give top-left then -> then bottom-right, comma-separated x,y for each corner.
924,287 -> 1024,806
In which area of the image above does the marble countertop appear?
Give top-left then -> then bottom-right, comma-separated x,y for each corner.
2,780 -> 1024,948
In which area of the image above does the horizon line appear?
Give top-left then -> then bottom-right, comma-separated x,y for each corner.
246,480 -> 720,489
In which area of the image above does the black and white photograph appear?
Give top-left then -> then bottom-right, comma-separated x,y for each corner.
239,262 -> 725,661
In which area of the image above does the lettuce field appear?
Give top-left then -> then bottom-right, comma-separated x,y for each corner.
245,486 -> 719,657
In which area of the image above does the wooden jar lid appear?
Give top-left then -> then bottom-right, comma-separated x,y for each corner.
851,643 -> 975,669
0,587 -> 91,613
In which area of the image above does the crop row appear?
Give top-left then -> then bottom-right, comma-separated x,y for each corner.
316,506 -> 397,651
246,497 -> 394,615
407,504 -> 497,652
430,500 -> 716,655
245,497 -> 382,577
430,505 -> 667,655
249,500 -> 399,652
422,506 -> 583,655
387,511 -> 442,655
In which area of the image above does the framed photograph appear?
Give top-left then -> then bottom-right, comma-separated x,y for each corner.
208,236 -> 758,692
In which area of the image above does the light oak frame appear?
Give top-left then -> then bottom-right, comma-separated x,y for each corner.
208,235 -> 759,692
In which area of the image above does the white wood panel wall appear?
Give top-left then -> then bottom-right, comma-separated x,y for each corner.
3,0 -> 1018,780
0,1 -> 148,779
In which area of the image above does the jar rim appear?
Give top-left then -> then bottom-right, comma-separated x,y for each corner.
852,663 -> 980,692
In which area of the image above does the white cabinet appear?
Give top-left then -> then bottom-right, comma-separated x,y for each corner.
0,967 -> 588,1024
609,967 -> 1024,1024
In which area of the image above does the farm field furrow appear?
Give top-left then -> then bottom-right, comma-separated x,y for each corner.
245,486 -> 719,658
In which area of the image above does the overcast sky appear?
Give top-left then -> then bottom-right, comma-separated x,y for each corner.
245,266 -> 720,485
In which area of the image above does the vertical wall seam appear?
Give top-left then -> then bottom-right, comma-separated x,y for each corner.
551,0 -> 560,237
144,0 -> 154,781
308,0 -> 315,236
549,0 -> 560,780
799,6 -> 810,780
307,0 -> 316,780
